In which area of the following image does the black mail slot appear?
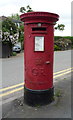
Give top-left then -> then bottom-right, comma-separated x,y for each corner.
32,27 -> 46,31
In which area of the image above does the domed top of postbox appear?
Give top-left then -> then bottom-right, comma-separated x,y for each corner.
20,12 -> 59,24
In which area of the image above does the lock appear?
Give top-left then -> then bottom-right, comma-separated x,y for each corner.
45,61 -> 50,64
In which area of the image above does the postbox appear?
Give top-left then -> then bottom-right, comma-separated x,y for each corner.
20,12 -> 59,106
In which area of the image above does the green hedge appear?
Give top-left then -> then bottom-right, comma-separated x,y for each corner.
54,45 -> 61,51
54,36 -> 73,44
54,36 -> 63,41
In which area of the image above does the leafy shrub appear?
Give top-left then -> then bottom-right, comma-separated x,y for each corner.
12,52 -> 17,56
54,45 -> 61,51
71,45 -> 73,49
54,36 -> 73,45
64,36 -> 73,45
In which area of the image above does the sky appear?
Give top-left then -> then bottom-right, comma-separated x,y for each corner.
0,0 -> 72,36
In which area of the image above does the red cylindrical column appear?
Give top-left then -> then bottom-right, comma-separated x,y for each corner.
20,12 -> 59,106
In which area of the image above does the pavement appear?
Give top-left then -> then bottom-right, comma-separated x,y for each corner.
2,73 -> 72,119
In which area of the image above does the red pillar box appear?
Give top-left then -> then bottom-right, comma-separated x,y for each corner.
20,12 -> 59,106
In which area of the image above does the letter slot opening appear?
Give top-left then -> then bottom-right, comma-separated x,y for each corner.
32,27 -> 46,31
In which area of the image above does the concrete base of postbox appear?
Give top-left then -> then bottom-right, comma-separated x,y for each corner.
24,86 -> 54,106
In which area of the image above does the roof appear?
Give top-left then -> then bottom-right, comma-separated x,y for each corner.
0,16 -> 7,21
0,16 -> 22,23
12,19 -> 22,23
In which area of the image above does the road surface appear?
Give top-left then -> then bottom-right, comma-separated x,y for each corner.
1,50 -> 72,88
